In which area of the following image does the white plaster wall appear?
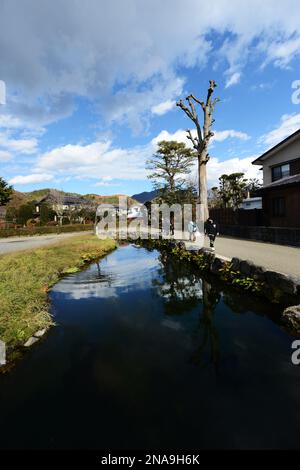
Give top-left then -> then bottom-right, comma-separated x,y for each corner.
263,138 -> 300,185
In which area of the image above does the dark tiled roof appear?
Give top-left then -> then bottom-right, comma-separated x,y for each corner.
261,173 -> 300,190
38,193 -> 87,205
61,196 -> 84,204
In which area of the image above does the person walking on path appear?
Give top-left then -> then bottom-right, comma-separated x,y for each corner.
187,220 -> 198,242
205,218 -> 219,250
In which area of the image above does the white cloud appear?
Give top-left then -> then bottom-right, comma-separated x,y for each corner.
150,128 -> 258,187
0,150 -> 12,161
36,140 -> 149,181
38,142 -> 111,170
212,129 -> 250,141
152,128 -> 250,147
1,1 -> 300,129
225,72 -> 241,88
9,173 -> 54,185
0,112 -> 47,139
151,129 -> 191,147
260,35 -> 300,68
151,100 -> 176,116
104,77 -> 184,133
0,133 -> 38,154
9,124 -> 260,191
94,181 -> 119,187
0,114 -> 23,129
0,124 -> 39,156
260,113 -> 300,147
207,155 -> 261,187
94,176 -> 119,187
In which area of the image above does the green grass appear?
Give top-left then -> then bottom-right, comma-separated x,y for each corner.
0,234 -> 116,347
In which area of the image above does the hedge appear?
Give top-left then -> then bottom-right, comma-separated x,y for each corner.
0,224 -> 94,238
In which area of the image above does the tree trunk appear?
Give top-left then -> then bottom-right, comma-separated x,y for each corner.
198,156 -> 209,221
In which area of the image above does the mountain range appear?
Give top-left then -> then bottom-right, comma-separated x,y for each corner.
5,189 -> 139,209
131,189 -> 158,203
4,187 -> 159,210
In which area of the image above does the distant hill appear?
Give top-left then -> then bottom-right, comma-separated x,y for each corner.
131,190 -> 158,203
25,188 -> 56,201
25,188 -> 85,202
6,188 -> 82,209
5,188 -> 138,209
84,194 -> 138,206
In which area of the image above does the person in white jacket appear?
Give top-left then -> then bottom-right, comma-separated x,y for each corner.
187,220 -> 198,242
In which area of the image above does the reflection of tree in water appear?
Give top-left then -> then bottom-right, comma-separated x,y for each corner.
155,252 -> 221,370
154,253 -> 203,315
75,260 -> 114,287
189,280 -> 221,371
153,249 -> 283,371
96,261 -> 115,287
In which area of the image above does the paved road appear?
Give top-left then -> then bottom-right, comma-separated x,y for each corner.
140,229 -> 300,278
143,229 -> 300,278
0,231 -> 93,255
204,236 -> 300,277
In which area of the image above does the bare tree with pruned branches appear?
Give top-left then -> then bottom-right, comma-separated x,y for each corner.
176,80 -> 219,220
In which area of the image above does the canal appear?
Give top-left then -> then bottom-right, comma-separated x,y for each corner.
0,244 -> 300,449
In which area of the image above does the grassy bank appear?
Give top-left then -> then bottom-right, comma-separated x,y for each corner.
0,234 -> 116,348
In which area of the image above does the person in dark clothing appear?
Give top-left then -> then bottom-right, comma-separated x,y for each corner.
204,218 -> 219,250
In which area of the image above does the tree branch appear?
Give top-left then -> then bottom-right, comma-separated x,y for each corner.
206,79 -> 217,105
186,95 -> 197,119
176,99 -> 194,121
190,94 -> 206,111
186,129 -> 198,150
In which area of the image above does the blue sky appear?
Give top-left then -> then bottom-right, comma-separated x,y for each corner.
0,0 -> 300,196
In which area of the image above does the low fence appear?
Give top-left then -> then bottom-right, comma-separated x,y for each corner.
209,208 -> 264,226
208,208 -> 300,246
0,224 -> 94,238
219,225 -> 300,247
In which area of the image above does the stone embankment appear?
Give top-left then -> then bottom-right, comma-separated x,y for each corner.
149,239 -> 300,332
191,245 -> 300,331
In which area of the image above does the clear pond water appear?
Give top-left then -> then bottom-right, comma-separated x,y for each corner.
1,244 -> 300,449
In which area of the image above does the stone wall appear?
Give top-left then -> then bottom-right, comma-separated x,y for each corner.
195,247 -> 300,305
225,255 -> 300,305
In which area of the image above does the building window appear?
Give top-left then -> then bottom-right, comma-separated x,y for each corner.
272,197 -> 285,217
271,163 -> 290,181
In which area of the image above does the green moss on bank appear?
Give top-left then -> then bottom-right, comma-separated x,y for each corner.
135,238 -> 264,296
0,235 -> 116,347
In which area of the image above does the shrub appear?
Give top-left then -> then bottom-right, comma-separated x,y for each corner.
26,218 -> 38,227
218,262 -> 263,293
0,223 -> 94,238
